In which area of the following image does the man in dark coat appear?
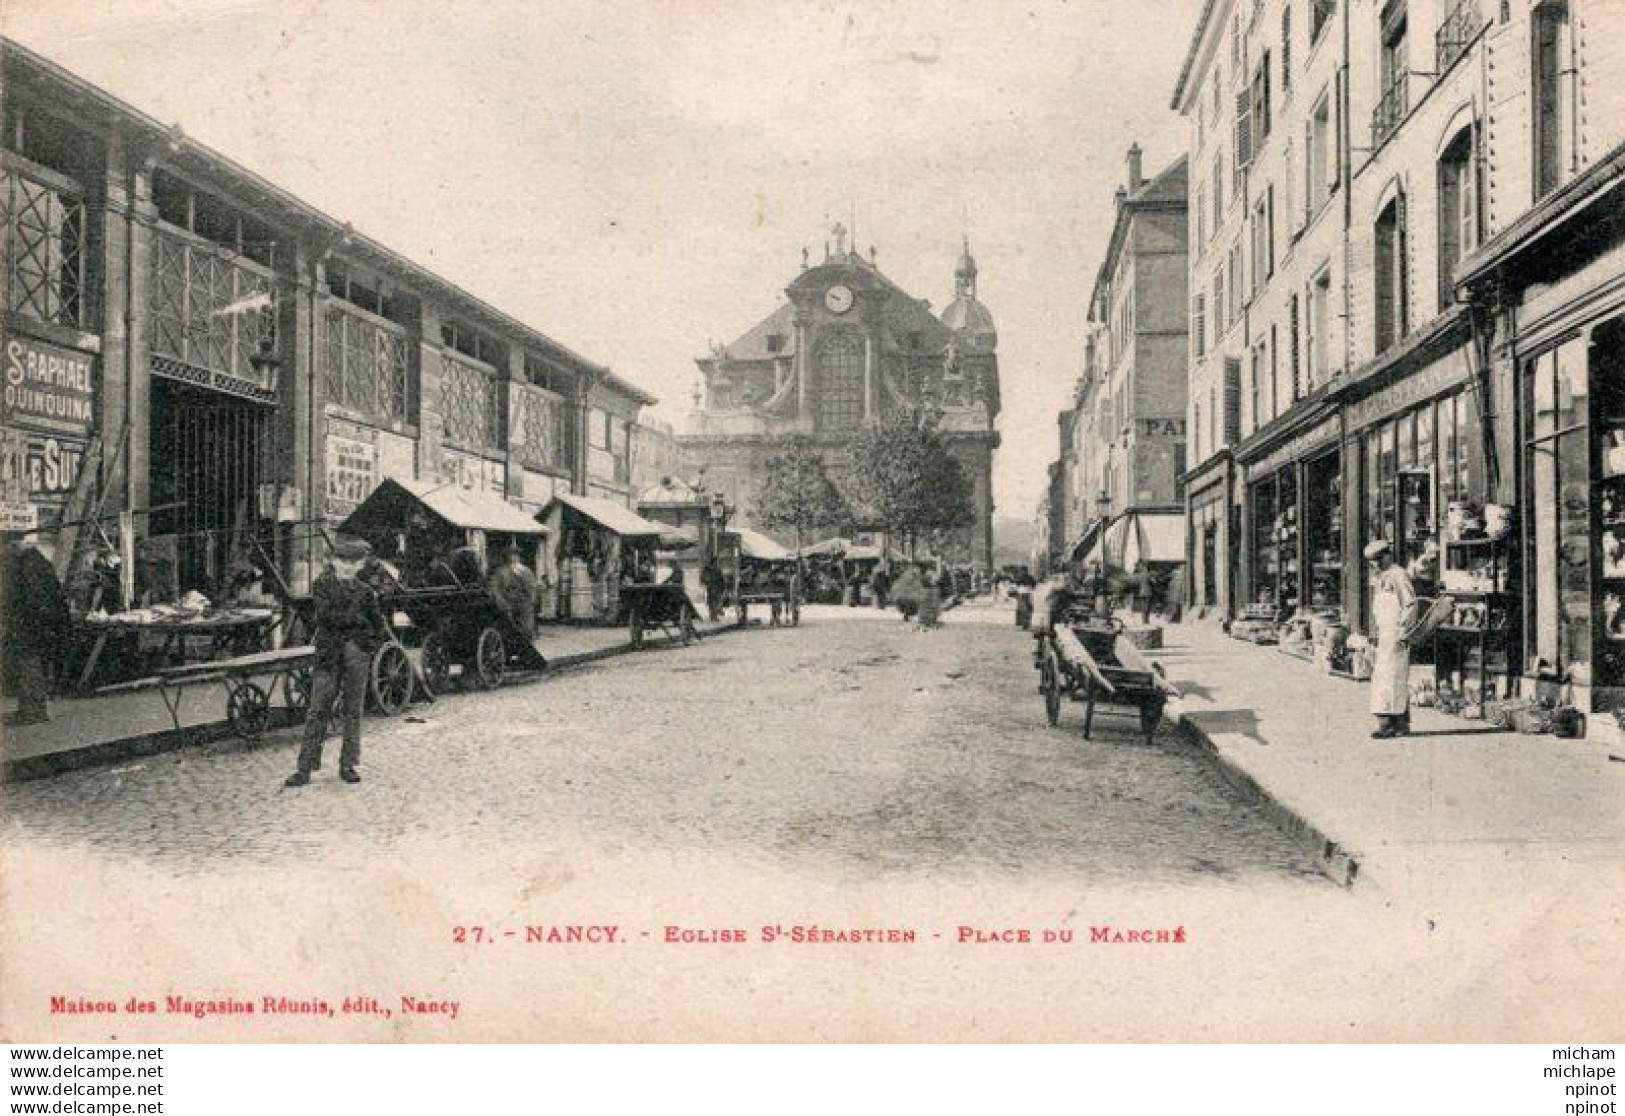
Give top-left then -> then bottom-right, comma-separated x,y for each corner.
286,536 -> 385,787
701,559 -> 726,621
487,545 -> 539,641
2,530 -> 69,725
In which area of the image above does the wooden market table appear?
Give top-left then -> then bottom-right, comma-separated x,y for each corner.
74,609 -> 278,691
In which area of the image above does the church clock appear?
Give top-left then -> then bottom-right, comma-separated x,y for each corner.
824,284 -> 854,314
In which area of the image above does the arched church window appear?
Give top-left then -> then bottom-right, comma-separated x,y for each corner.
817,333 -> 864,430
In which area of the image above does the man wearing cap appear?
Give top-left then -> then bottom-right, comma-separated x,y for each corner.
286,535 -> 385,787
487,544 -> 539,641
2,530 -> 69,726
1365,538 -> 1418,738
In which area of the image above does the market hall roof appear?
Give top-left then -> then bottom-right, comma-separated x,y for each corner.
341,477 -> 551,538
0,36 -> 657,408
543,494 -> 671,538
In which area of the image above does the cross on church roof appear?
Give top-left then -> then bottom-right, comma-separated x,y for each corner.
832,222 -> 848,255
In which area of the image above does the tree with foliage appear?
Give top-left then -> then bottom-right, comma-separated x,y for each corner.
753,435 -> 851,551
849,406 -> 975,558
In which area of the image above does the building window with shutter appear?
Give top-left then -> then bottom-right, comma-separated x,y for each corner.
1309,91 -> 1332,216
1374,192 -> 1408,354
1214,267 -> 1227,338
1310,265 -> 1331,382
1223,357 -> 1242,444
1532,0 -> 1572,201
1436,125 -> 1477,312
1289,294 -> 1302,400
1311,0 -> 1335,44
1281,6 -> 1293,91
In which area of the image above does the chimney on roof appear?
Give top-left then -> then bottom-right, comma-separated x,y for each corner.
1126,143 -> 1143,191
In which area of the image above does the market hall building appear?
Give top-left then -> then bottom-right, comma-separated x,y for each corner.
680,228 -> 1001,573
0,38 -> 661,601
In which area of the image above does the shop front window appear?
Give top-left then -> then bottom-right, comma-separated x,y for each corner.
1592,319 -> 1625,705
1251,478 -> 1279,608
1305,451 -> 1342,607
1524,335 -> 1590,686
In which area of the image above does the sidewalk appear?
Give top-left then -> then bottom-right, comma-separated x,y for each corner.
1150,621 -> 1625,895
1,617 -> 736,782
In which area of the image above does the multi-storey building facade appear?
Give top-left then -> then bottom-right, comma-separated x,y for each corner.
1172,0 -> 1625,713
681,230 -> 1001,571
0,39 -> 659,598
1044,149 -> 1189,577
1174,0 -> 1354,618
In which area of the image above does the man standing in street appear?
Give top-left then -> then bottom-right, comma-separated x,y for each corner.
1134,561 -> 1154,625
286,535 -> 384,787
1365,539 -> 1418,739
701,558 -> 726,621
488,545 -> 539,642
2,529 -> 69,726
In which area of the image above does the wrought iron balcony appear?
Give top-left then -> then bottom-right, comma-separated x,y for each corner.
1371,71 -> 1410,148
3,156 -> 88,330
1436,0 -> 1483,74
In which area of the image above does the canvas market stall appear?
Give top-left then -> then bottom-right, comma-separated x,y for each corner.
338,477 -> 550,590
539,494 -> 671,622
728,526 -> 800,626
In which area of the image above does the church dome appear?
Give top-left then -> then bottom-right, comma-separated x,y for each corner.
940,295 -> 997,344
942,236 -> 996,348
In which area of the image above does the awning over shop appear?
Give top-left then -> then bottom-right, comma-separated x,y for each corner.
543,493 -> 668,538
1120,510 -> 1186,568
340,477 -> 550,539
1066,519 -> 1105,562
732,527 -> 794,562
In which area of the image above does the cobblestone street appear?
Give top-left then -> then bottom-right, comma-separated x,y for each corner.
5,604 -> 1620,1042
1,603 -> 1319,883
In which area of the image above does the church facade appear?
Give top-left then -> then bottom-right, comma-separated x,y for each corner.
681,229 -> 1001,571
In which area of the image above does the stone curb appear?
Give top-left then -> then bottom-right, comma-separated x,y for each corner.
1167,706 -> 1362,888
2,622 -> 749,784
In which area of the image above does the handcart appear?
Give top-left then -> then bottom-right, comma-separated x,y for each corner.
378,584 -> 549,702
736,588 -> 799,627
621,582 -> 700,649
1034,606 -> 1180,743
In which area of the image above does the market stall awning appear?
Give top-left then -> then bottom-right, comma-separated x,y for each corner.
732,527 -> 793,561
544,493 -> 669,538
797,536 -> 849,558
1120,511 -> 1187,569
656,524 -> 700,551
341,477 -> 549,539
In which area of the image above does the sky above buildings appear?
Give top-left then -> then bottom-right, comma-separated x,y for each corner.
6,0 -> 1202,522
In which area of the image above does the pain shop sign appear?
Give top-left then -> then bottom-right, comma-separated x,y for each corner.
2,332 -> 96,438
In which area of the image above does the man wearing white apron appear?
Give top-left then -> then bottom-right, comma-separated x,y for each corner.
1365,539 -> 1418,738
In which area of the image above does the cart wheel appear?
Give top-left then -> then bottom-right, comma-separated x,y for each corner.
421,632 -> 452,696
629,610 -> 645,651
1041,646 -> 1063,727
473,626 -> 506,690
282,665 -> 313,714
369,643 -> 413,716
228,681 -> 271,740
